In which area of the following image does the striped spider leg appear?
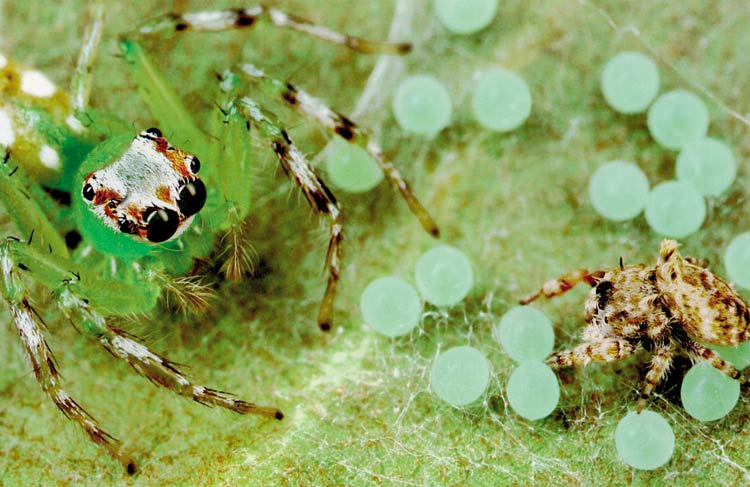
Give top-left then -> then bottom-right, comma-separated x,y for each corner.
134,5 -> 412,55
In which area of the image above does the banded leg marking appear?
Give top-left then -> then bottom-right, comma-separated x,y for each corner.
0,244 -> 135,472
56,286 -> 284,419
546,338 -> 636,369
135,6 -> 411,54
236,64 -> 439,237
686,340 -> 741,380
520,269 -> 604,305
636,342 -> 675,412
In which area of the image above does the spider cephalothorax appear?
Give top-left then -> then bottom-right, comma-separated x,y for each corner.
81,128 -> 206,243
522,240 -> 749,407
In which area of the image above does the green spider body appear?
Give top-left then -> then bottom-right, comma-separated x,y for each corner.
0,38 -> 256,315
0,5 -> 436,471
0,36 -> 284,470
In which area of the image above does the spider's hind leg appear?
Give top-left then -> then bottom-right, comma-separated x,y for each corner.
235,64 -> 440,237
132,6 -> 411,55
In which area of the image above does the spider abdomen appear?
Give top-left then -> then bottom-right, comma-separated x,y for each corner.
661,262 -> 750,346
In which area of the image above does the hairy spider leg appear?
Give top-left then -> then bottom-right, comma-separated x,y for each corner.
229,96 -> 343,331
128,2 -> 438,237
236,64 -> 440,237
2,239 -> 283,472
686,340 -> 742,380
546,338 -> 637,369
0,241 -> 135,472
133,6 -> 411,55
636,342 -> 675,411
54,284 -> 283,419
120,2 -> 439,329
520,268 -> 605,305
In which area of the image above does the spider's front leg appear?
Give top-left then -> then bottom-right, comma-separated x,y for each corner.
3,240 -> 283,472
0,241 -> 136,472
685,340 -> 742,380
133,5 -> 411,55
546,338 -> 637,369
54,283 -> 284,421
636,341 -> 675,412
520,268 -> 605,304
229,97 -> 343,331
235,65 -> 440,238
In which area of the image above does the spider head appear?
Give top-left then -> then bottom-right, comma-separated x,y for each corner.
80,128 -> 206,244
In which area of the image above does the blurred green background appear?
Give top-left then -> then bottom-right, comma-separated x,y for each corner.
1,0 -> 749,485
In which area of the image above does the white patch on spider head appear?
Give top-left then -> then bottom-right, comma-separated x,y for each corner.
0,53 -> 7,69
83,131 -> 200,243
20,70 -> 57,98
39,144 -> 60,170
0,108 -> 15,147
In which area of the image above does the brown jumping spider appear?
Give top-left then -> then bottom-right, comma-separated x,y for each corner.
521,239 -> 748,408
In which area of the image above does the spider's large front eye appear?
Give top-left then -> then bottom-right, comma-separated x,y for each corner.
145,127 -> 162,137
143,207 -> 179,243
178,179 -> 207,217
82,183 -> 95,201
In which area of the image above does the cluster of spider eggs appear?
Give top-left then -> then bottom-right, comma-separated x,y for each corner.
591,51 -> 737,239
390,67 -> 531,137
360,244 -> 474,338
360,245 -> 494,407
392,1 -> 528,137
348,3 -> 748,474
594,53 -> 748,468
326,0 -> 525,190
495,306 -> 559,420
324,0 -> 508,189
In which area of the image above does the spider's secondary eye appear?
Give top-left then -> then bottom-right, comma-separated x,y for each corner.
189,156 -> 200,174
143,207 -> 179,243
82,183 -> 95,201
178,179 -> 207,217
145,127 -> 162,137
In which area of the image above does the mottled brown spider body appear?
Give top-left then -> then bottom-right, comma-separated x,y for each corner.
522,240 -> 749,406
